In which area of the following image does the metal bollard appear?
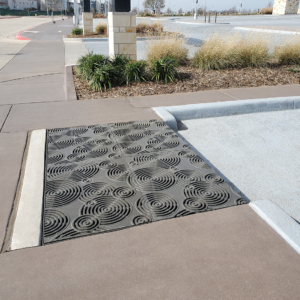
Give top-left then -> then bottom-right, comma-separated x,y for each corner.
208,12 -> 210,23
204,12 -> 206,23
215,12 -> 217,23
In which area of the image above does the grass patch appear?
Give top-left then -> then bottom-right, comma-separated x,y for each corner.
146,31 -> 188,65
136,22 -> 163,33
274,37 -> 300,65
192,32 -> 270,69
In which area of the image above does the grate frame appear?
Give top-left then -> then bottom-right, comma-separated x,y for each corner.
42,120 -> 247,245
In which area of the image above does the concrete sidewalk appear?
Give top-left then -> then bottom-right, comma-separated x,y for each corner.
1,16 -> 300,300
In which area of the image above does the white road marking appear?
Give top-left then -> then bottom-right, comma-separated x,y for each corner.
234,27 -> 300,35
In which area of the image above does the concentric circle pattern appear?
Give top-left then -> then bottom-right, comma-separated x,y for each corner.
48,138 -> 74,150
66,127 -> 89,136
155,121 -> 167,127
80,182 -> 115,202
133,152 -> 180,168
113,186 -> 136,199
183,197 -> 208,213
128,168 -> 176,191
44,210 -> 70,237
43,121 -> 244,244
235,198 -> 248,205
174,170 -> 203,186
183,182 -> 230,207
68,163 -> 100,182
114,142 -> 142,155
99,161 -> 118,169
48,128 -> 69,136
93,126 -> 109,135
48,151 -> 64,164
73,215 -> 100,232
189,155 -> 210,169
80,196 -> 131,225
45,180 -> 82,207
132,215 -> 151,225
204,173 -> 224,184
136,193 -> 178,218
107,165 -> 129,181
67,153 -> 86,162
47,164 -> 74,180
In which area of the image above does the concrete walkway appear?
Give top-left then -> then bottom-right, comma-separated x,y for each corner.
1,16 -> 300,300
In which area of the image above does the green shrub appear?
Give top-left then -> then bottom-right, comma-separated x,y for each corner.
124,61 -> 149,85
150,56 -> 179,83
95,23 -> 107,34
77,53 -> 109,80
71,27 -> 83,35
89,64 -> 119,91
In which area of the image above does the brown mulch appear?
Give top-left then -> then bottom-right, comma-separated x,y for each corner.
73,65 -> 300,100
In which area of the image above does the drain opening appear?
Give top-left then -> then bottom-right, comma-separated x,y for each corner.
42,120 -> 245,244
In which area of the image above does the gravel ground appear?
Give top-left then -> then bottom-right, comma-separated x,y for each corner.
73,65 -> 300,100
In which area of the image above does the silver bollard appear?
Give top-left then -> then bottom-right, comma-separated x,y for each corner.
208,12 -> 210,23
215,12 -> 217,23
204,12 -> 206,23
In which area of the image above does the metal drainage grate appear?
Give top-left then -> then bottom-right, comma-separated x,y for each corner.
42,120 -> 246,244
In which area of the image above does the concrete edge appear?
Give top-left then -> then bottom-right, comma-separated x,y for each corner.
63,37 -> 83,42
64,65 -> 77,101
234,27 -> 300,35
10,129 -> 46,251
153,96 -> 300,121
152,107 -> 178,131
250,201 -> 300,255
0,132 -> 30,253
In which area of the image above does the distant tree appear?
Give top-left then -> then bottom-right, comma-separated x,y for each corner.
178,7 -> 183,14
228,6 -> 237,14
197,6 -> 206,15
131,6 -> 138,13
267,1 -> 273,7
166,7 -> 172,14
143,0 -> 165,12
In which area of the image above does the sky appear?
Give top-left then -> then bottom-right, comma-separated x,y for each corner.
131,0 -> 274,12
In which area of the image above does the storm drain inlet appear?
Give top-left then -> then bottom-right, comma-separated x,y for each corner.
43,120 -> 246,244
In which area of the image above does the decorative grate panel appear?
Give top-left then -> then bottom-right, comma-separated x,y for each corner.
42,120 -> 246,244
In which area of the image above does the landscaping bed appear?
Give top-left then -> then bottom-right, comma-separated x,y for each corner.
73,65 -> 300,99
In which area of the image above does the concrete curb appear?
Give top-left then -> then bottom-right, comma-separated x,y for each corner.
250,201 -> 300,255
10,129 -> 46,251
153,96 -> 300,131
64,65 -> 77,101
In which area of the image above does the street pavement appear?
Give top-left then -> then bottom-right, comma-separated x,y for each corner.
0,15 -> 300,300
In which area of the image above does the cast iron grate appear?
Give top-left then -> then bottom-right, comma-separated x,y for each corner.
42,120 -> 246,244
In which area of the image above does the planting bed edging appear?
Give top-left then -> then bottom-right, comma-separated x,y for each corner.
153,96 -> 300,131
65,66 -> 77,101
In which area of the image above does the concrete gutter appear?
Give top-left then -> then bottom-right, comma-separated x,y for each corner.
250,201 -> 300,255
153,96 -> 300,131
